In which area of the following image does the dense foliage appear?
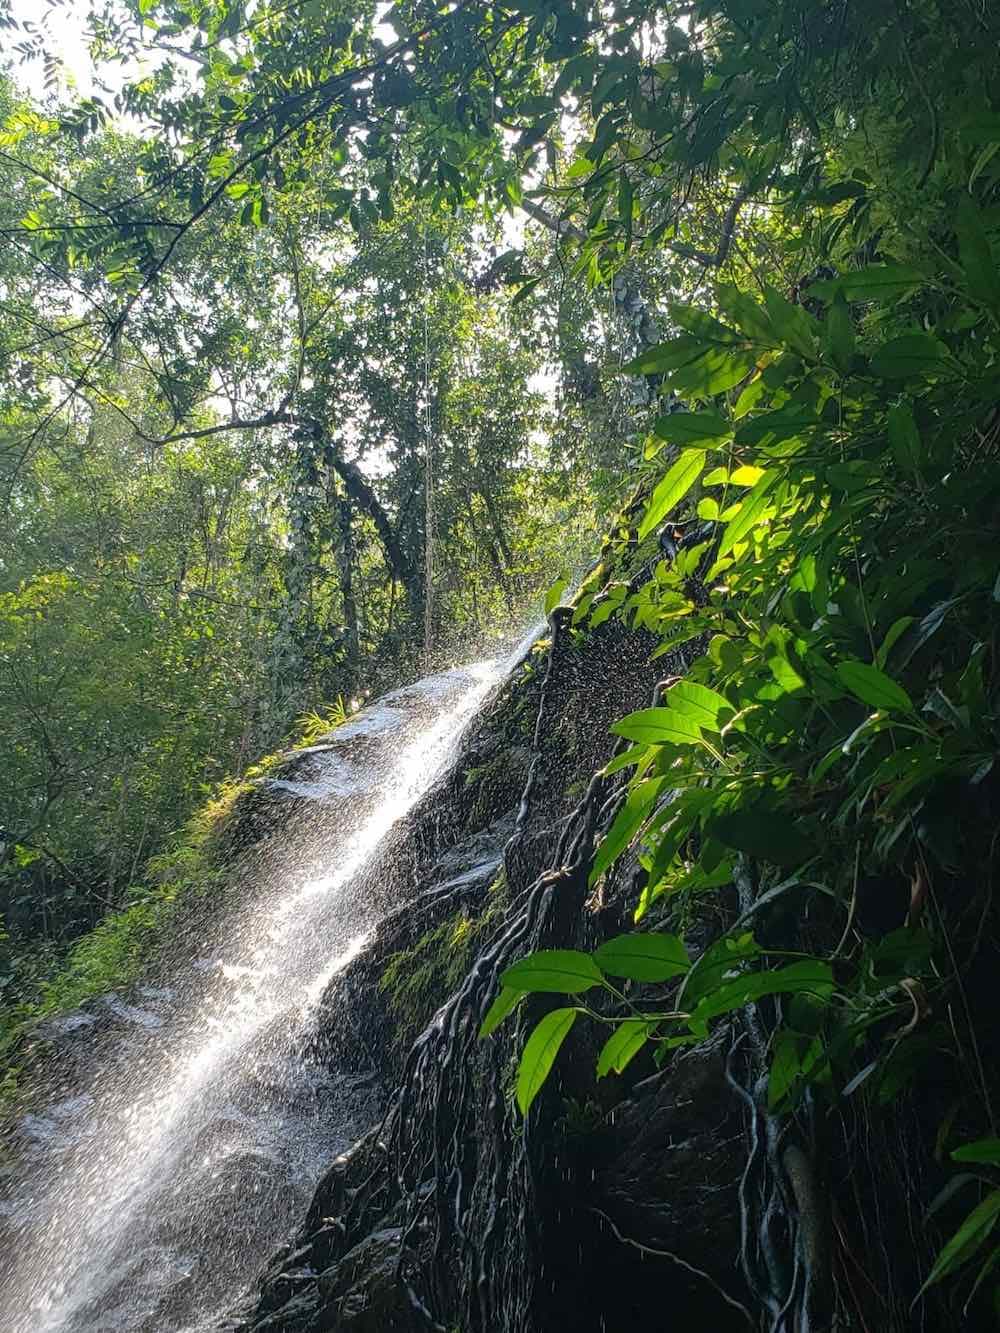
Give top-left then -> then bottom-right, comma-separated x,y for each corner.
3,0 -> 1000,1321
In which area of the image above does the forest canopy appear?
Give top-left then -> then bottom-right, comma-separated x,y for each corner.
2,0 -> 1000,1317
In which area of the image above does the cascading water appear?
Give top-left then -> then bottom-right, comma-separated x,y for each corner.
0,630 -> 540,1333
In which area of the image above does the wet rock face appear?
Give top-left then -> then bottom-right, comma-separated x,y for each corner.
315,1229 -> 420,1333
1,661 -> 511,1333
240,620 -> 698,1333
584,1035 -> 751,1330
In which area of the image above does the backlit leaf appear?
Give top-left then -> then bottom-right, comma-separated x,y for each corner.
589,778 -> 666,885
651,410 -> 731,447
715,469 -> 779,559
918,1189 -> 1000,1294
501,950 -> 605,995
869,334 -> 948,379
665,679 -> 732,730
479,986 -> 522,1037
691,959 -> 835,1023
835,660 -> 913,713
953,1139 -> 1000,1165
597,1020 -> 652,1077
516,1007 -> 577,1114
594,932 -> 689,981
637,449 -> 705,541
544,575 -> 568,614
611,706 -> 703,745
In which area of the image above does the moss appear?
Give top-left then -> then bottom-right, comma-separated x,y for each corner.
36,897 -> 165,1016
0,768 -> 237,1110
379,873 -> 509,1047
0,699 -> 356,1114
463,752 -> 530,828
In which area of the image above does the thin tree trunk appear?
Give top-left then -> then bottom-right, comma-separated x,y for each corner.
336,493 -> 360,683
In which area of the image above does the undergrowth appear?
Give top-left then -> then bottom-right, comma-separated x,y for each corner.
0,699 -> 353,1111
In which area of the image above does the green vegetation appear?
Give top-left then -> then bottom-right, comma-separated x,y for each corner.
381,872 -> 510,1047
2,0 -> 1000,1320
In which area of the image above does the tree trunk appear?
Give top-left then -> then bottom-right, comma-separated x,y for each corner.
336,492 -> 361,684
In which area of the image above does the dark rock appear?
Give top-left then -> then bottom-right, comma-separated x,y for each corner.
314,1227 -> 420,1332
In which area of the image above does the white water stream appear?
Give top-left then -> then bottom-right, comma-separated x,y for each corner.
0,633 -> 537,1332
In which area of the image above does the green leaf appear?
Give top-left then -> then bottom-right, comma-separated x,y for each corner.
501,949 -> 605,995
651,411 -> 731,447
517,1007 -> 577,1114
957,195 -> 1000,317
825,294 -> 855,372
479,986 -> 522,1037
637,449 -> 705,541
969,142 -> 1000,190
769,1029 -> 807,1109
710,808 -> 815,866
589,777 -> 666,885
594,932 -> 689,981
544,574 -> 569,614
691,959 -> 835,1023
716,284 -> 776,344
597,1019 -> 652,1077
817,265 -> 925,302
671,345 -> 757,396
611,706 -> 703,745
918,1189 -> 1000,1295
602,745 -> 649,776
622,335 -> 706,376
735,409 -> 822,446
512,276 -> 544,305
665,679 -> 732,731
679,932 -> 761,1008
869,334 -> 948,379
953,1139 -> 1000,1165
763,286 -> 817,359
888,402 -> 922,475
715,469 -> 779,559
961,113 -> 1000,144
835,660 -> 913,713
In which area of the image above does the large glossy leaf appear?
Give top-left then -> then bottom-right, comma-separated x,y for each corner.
670,345 -> 757,396
622,335 -> 707,376
869,334 -> 948,379
957,195 -> 1000,316
691,959 -> 835,1023
597,1019 -> 652,1077
812,264 -> 924,302
589,777 -> 666,885
594,932 -> 690,981
637,449 -> 705,541
710,808 -> 815,865
611,706 -> 703,745
716,284 -> 777,343
715,469 -> 780,559
835,660 -> 913,713
953,1139 -> 1000,1165
479,986 -> 522,1037
668,305 -> 741,344
665,679 -> 732,730
651,411 -> 732,447
763,287 -> 817,359
825,294 -> 855,372
501,950 -> 605,994
918,1189 -> 1000,1294
887,402 -> 921,475
516,1007 -> 577,1114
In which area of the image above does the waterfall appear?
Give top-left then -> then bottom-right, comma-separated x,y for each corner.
0,629 -> 540,1333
